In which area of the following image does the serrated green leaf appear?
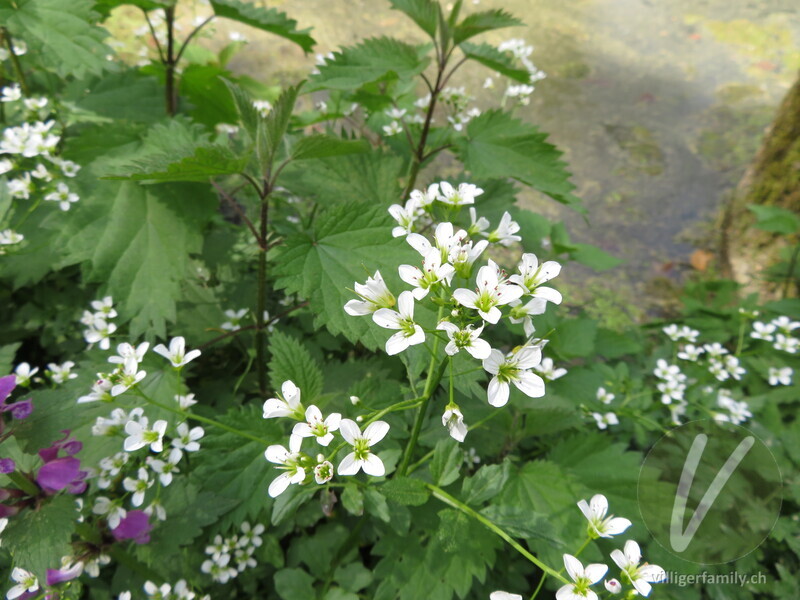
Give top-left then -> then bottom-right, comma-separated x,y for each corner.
460,461 -> 510,505
272,201 -> 422,350
459,41 -> 532,83
748,204 -> 800,234
380,477 -> 430,506
429,438 -> 462,486
4,495 -> 77,581
261,84 -> 300,170
453,8 -> 522,45
63,181 -> 216,338
341,483 -> 364,516
106,144 -> 248,182
267,331 -> 324,401
223,77 -> 260,139
275,567 -> 316,600
389,0 -> 439,38
65,70 -> 163,124
0,0 -> 111,79
364,487 -> 391,522
549,317 -> 597,359
179,64 -> 239,129
289,135 -> 369,161
306,37 -> 430,92
210,0 -> 315,53
455,109 -> 583,210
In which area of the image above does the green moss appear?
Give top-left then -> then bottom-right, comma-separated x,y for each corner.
605,124 -> 665,177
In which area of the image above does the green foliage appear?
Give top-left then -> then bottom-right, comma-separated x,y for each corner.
452,9 -> 523,45
0,0 -> 111,79
388,0 -> 439,39
209,0 -> 315,53
380,477 -> 430,506
268,331 -> 324,401
289,135 -> 370,161
748,204 -> 800,234
459,42 -> 533,83
306,37 -> 430,92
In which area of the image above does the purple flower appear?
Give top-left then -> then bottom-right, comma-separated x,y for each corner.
46,561 -> 84,586
0,458 -> 14,474
39,431 -> 82,463
0,375 -> 15,402
36,457 -> 87,495
3,399 -> 33,420
111,510 -> 152,544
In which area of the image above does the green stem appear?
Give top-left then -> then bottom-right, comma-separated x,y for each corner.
397,306 -> 447,476
2,29 -> 29,96
163,6 -> 177,116
427,483 -> 566,583
7,470 -> 39,496
133,388 -> 269,445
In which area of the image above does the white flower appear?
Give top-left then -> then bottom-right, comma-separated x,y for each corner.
399,247 -> 456,300
482,345 -> 546,407
505,84 -> 535,105
508,253 -> 562,304
751,321 -> 776,341
91,296 -> 117,318
172,422 -> 204,452
372,291 -> 426,355
144,581 -> 172,599
657,379 -> 685,404
229,30 -> 248,42
490,593 -> 522,600
265,435 -> 305,498
487,211 -> 521,245
450,239 -> 489,279
123,468 -> 153,507
723,355 -> 746,380
406,221 -> 467,262
556,554 -> 607,600
93,497 -> 127,528
409,183 -> 440,208
77,377 -> 113,404
44,182 -> 80,211
7,568 -> 38,600
30,163 -> 51,180
262,380 -> 305,419
610,540 -> 666,597
92,408 -> 129,436
716,392 -> 752,425
771,315 -> 800,333
23,97 -> 48,112
653,359 -> 681,381
577,494 -> 632,538
84,319 -> 117,350
13,362 -> 38,386
175,393 -> 198,409
292,405 -> 342,446
388,198 -> 421,238
774,333 -> 799,354
221,308 -> 248,331
7,175 -> 32,200
442,406 -> 468,442
47,361 -> 77,384
468,207 -> 491,237
592,412 -> 618,430
147,448 -> 182,486
253,100 -> 272,117
124,417 -> 168,452
596,387 -> 615,404
144,499 -> 166,522
437,181 -> 483,206
0,229 -> 23,247
344,270 -> 396,316
108,342 -> 149,365
111,357 -> 147,396
507,297 -> 547,337
153,336 -> 201,367
768,366 -> 793,386
703,342 -> 729,357
453,260 -> 523,324
437,321 -> 492,359
382,121 -> 402,136
677,344 -> 704,361
314,460 -> 334,484
337,419 -> 389,477
239,522 -> 265,548
604,579 -> 622,594
708,359 -> 729,382
534,357 -> 567,381
1,84 -> 21,103
201,554 -> 237,583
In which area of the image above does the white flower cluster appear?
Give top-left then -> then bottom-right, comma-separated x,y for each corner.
590,386 -> 619,430
262,380 -> 389,496
201,522 -> 265,584
494,38 -> 547,106
81,296 -> 118,350
12,362 -> 38,387
713,389 -> 752,425
751,315 -> 800,354
45,361 -> 78,385
134,579 -> 207,600
347,187 -> 564,441
438,86 -> 481,131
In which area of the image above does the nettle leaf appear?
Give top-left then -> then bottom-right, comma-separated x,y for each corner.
454,109 -> 583,210
63,180 -> 216,338
268,331 -> 324,401
4,495 -> 78,581
274,568 -> 316,600
65,70 -> 164,124
453,9 -> 523,45
223,78 -> 260,140
380,477 -> 430,506
210,0 -> 315,53
389,0 -> 439,38
0,0 -> 111,79
289,135 -> 370,161
306,37 -> 430,92
459,41 -> 532,83
460,460 -> 510,505
107,144 -> 248,182
429,438 -> 463,486
272,201 -> 421,350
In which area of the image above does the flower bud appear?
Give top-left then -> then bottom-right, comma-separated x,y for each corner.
604,579 -> 622,594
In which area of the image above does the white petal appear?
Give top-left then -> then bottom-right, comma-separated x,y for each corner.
563,554 -> 584,581
436,321 -> 459,336
344,299 -> 372,316
452,288 -> 479,309
265,445 -> 289,464
386,331 -> 411,355
482,349 -> 504,375
361,453 -> 385,476
495,283 -> 524,306
624,539 -> 641,565
590,494 -> 608,519
513,371 -> 546,398
487,377 -> 509,407
337,452 -> 361,476
268,473 -> 291,498
398,264 -> 423,287
444,341 -> 459,356
305,405 -> 323,423
406,325 -> 426,347
632,579 -> 652,597
397,291 -> 415,319
364,421 -> 390,445
262,398 -> 291,419
338,419 -> 360,445
605,517 -> 632,536
540,260 -> 561,281
639,564 -> 667,583
609,549 -> 628,570
479,306 -> 502,324
373,308 -> 402,329
532,286 -> 563,305
466,338 -> 492,360
577,499 -> 593,522
555,585 -> 581,600
583,563 -> 608,584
